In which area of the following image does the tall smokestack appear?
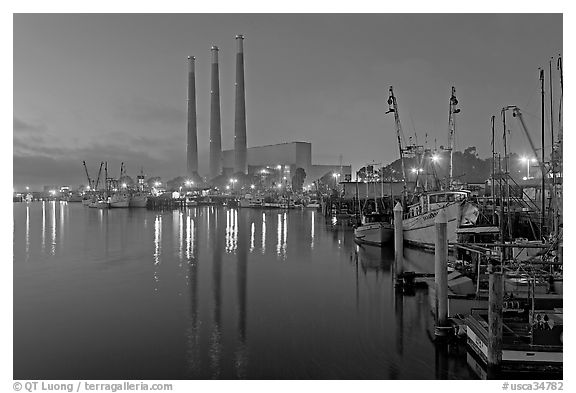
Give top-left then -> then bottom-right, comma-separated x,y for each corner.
186,56 -> 198,177
234,34 -> 248,174
210,46 -> 222,180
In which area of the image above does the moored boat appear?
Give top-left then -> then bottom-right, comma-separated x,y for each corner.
129,192 -> 148,208
402,190 -> 479,249
354,212 -> 394,246
109,192 -> 130,208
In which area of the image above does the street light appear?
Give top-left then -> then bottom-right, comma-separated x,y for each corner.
432,154 -> 440,163
250,184 -> 255,190
520,156 -> 537,179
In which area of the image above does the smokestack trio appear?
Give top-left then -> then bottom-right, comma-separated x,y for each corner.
187,35 -> 248,182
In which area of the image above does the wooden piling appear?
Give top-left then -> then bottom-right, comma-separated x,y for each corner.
393,202 -> 404,278
488,268 -> 503,373
434,208 -> 448,334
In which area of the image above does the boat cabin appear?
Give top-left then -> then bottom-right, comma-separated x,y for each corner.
405,190 -> 469,218
361,212 -> 391,225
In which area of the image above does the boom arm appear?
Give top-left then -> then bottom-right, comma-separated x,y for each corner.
94,162 -> 104,190
82,161 -> 92,189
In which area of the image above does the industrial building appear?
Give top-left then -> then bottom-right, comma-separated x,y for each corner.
221,141 -> 351,184
185,36 -> 351,186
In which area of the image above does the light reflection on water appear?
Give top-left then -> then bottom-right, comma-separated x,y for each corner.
13,203 -> 476,380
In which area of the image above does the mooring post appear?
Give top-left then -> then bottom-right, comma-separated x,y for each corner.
434,208 -> 448,334
393,202 -> 404,279
488,265 -> 503,374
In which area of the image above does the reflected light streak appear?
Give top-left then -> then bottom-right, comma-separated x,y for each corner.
25,204 -> 30,261
250,222 -> 255,253
186,215 -> 192,260
154,215 -> 162,266
41,201 -> 45,252
233,209 -> 238,252
311,211 -> 315,249
178,211 -> 184,262
261,213 -> 266,254
50,201 -> 56,255
276,213 -> 282,256
282,212 -> 287,257
59,202 -> 65,250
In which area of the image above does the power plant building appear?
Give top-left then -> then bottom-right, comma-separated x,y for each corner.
221,141 -> 351,184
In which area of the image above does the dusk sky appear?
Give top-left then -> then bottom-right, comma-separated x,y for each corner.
13,13 -> 562,190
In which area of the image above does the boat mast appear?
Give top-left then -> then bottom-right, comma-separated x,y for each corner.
539,68 -> 546,238
82,161 -> 93,190
501,107 -> 513,240
549,58 -> 558,237
94,162 -> 103,191
386,86 -> 407,197
448,86 -> 461,189
491,116 -> 496,226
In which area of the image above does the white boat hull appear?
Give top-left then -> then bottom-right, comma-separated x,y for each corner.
354,222 -> 393,246
402,202 -> 465,248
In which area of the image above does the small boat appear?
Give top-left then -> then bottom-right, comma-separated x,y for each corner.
185,196 -> 198,207
465,308 -> 563,376
354,212 -> 394,246
305,200 -> 320,208
249,198 -> 264,208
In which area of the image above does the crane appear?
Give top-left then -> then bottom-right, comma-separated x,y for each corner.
385,86 -> 407,189
94,162 -> 104,191
82,161 -> 93,190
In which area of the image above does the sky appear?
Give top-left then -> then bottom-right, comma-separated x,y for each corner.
13,13 -> 563,190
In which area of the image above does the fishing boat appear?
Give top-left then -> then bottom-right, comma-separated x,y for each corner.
465,308 -> 563,376
354,212 -> 393,246
184,196 -> 198,207
402,190 -> 479,248
130,192 -> 148,208
305,199 -> 320,208
109,192 -> 130,208
249,197 -> 264,208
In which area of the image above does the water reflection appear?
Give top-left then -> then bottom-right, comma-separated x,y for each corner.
153,215 -> 162,292
14,204 -> 476,380
41,201 -> 45,252
261,213 -> 266,254
210,208 -> 224,378
311,211 -> 315,249
50,201 -> 56,256
226,209 -> 238,253
235,210 -> 248,377
185,208 -> 200,375
25,204 -> 30,261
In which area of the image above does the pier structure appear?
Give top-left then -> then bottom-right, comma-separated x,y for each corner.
210,45 -> 222,180
234,35 -> 248,174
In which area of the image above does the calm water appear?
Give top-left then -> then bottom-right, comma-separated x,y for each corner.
13,201 -> 476,379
